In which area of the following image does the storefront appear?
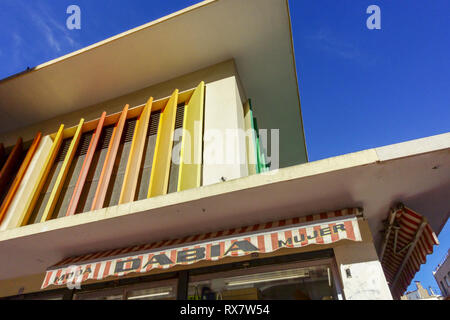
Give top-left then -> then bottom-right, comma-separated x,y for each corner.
10,209 -> 361,300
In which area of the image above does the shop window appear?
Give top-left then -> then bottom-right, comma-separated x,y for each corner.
9,291 -> 64,300
74,288 -> 125,300
74,279 -> 177,300
188,260 -> 340,300
127,286 -> 176,300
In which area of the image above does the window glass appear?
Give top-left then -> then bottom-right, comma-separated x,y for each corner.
127,286 -> 175,300
20,293 -> 64,300
75,280 -> 177,300
440,281 -> 447,295
75,288 -> 124,300
188,263 -> 338,300
445,276 -> 450,287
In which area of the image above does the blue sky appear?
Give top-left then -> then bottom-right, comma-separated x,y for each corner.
0,0 -> 449,296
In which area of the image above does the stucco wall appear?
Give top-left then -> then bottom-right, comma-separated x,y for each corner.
333,221 -> 392,300
203,76 -> 249,185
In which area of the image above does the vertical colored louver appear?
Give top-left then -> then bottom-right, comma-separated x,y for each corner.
0,133 -> 42,224
2,82 -> 217,228
66,112 -> 106,216
248,100 -> 269,173
20,125 -> 65,226
91,105 -> 129,211
243,101 -> 257,175
40,119 -> 85,222
119,98 -> 153,204
0,138 -> 23,193
177,82 -> 205,192
148,90 -> 179,198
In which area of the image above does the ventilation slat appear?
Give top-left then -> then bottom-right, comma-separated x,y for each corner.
98,125 -> 115,150
123,119 -> 137,144
75,131 -> 94,157
167,103 -> 186,194
175,103 -> 185,129
54,138 -> 72,163
147,111 -> 161,137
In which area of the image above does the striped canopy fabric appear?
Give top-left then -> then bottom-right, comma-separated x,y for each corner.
42,208 -> 362,289
380,205 -> 439,299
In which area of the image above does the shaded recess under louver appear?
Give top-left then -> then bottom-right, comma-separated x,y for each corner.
135,110 -> 161,201
75,125 -> 114,214
0,142 -> 27,206
51,130 -> 94,219
103,118 -> 137,208
168,103 -> 185,194
28,137 -> 72,224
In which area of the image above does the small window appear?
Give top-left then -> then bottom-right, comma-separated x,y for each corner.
440,281 -> 448,295
445,275 -> 450,287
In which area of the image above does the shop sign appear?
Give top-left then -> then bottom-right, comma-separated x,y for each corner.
42,216 -> 361,289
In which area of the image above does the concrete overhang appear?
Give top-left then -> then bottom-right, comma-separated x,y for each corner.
0,132 -> 448,280
0,0 -> 307,166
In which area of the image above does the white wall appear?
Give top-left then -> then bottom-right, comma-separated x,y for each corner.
334,241 -> 393,300
203,76 -> 249,186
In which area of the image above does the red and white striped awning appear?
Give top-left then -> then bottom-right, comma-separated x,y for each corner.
380,205 -> 439,299
42,208 -> 363,289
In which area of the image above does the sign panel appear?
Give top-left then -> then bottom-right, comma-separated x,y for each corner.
41,215 -> 362,289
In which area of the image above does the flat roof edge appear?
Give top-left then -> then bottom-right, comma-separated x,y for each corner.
375,132 -> 450,162
0,0 -> 218,84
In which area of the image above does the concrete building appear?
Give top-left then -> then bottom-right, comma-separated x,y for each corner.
0,0 -> 448,300
433,250 -> 450,299
401,281 -> 442,300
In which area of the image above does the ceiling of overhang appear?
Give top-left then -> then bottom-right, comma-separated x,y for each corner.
0,136 -> 448,280
0,0 -> 307,167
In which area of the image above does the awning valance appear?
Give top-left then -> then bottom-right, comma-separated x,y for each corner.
42,208 -> 362,289
380,204 -> 439,299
